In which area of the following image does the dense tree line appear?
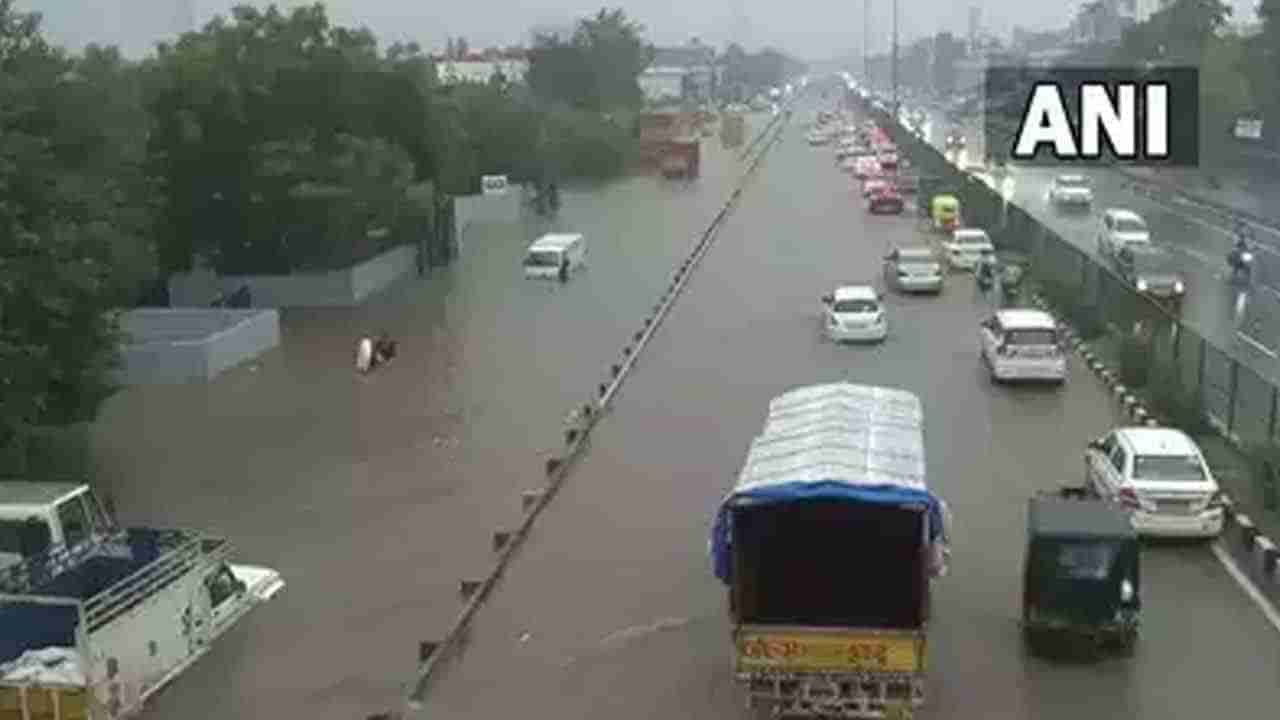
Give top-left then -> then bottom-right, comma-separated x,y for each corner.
720,44 -> 806,102
0,1 -> 649,463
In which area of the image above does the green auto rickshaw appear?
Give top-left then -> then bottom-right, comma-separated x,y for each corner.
1022,489 -> 1141,657
930,194 -> 960,232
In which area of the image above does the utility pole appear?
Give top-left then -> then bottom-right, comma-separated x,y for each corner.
891,0 -> 899,118
863,0 -> 870,87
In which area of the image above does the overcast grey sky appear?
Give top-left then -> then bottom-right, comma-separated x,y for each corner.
28,0 -> 1076,61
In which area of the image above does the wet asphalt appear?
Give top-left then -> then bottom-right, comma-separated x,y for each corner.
410,97 -> 1280,720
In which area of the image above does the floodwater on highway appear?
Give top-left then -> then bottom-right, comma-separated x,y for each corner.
88,115 -> 769,720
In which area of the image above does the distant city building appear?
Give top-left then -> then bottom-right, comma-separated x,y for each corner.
433,48 -> 529,86
968,6 -> 982,50
639,39 -> 717,104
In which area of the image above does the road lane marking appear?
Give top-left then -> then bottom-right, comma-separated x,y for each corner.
1211,541 -> 1280,636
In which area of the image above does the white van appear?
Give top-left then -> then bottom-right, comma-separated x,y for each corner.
523,233 -> 586,279
979,309 -> 1067,384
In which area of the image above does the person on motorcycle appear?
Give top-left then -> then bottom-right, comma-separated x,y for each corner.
547,182 -> 561,213
1229,222 -> 1254,270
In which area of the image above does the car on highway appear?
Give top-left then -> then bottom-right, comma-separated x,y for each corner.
806,130 -> 831,146
1097,209 -> 1151,258
1114,244 -> 1185,306
868,185 -> 905,214
979,309 -> 1067,384
820,285 -> 888,343
878,149 -> 899,169
1084,427 -> 1226,539
883,246 -> 944,293
862,176 -> 891,198
853,155 -> 881,179
945,130 -> 966,150
943,228 -> 995,271
1048,174 -> 1094,208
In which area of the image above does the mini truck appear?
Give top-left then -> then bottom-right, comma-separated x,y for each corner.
710,383 -> 951,718
0,483 -> 284,720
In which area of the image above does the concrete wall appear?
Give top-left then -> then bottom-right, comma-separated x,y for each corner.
454,188 -> 526,250
115,309 -> 281,384
168,244 -> 419,308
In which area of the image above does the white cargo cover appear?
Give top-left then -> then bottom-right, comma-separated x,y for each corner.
710,383 -> 950,583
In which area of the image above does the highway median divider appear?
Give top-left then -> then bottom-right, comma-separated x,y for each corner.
401,93 -> 798,711
865,96 -> 1280,612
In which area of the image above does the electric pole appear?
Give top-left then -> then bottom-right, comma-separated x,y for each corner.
891,0 -> 899,119
863,0 -> 870,87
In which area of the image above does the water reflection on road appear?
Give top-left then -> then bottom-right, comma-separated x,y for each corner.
91,116 -> 770,720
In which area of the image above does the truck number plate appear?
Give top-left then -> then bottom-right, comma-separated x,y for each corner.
737,633 -> 920,673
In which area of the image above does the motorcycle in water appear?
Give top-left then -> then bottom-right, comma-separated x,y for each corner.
1229,223 -> 1256,285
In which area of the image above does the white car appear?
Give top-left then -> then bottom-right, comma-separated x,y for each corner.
821,286 -> 887,343
1097,209 -> 1151,258
943,228 -> 995,271
1085,427 -> 1225,539
807,130 -> 831,146
979,309 -> 1066,383
1048,174 -> 1093,207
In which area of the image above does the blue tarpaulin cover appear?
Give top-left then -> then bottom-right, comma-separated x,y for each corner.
709,383 -> 950,584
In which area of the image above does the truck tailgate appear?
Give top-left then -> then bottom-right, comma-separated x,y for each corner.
734,625 -> 926,675
0,685 -> 89,720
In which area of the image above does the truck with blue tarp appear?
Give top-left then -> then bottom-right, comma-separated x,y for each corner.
709,383 -> 951,719
0,482 -> 283,720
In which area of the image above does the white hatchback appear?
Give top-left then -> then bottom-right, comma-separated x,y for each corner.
821,286 -> 887,343
1084,427 -> 1225,539
943,228 -> 995,271
979,309 -> 1067,383
1097,209 -> 1151,258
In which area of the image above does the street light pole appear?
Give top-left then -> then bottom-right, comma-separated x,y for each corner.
863,0 -> 870,87
891,0 -> 899,118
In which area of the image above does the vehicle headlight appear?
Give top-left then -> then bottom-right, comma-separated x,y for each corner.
1121,579 -> 1134,603
1242,252 -> 1254,263
1137,279 -> 1148,291
1174,280 -> 1184,293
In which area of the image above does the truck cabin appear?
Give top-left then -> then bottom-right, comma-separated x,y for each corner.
0,483 -> 113,573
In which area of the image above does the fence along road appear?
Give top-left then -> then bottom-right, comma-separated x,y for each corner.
928,111 -> 1280,376
412,95 -> 1280,719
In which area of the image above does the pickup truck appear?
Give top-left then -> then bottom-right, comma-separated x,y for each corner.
0,482 -> 283,720
710,383 -> 951,718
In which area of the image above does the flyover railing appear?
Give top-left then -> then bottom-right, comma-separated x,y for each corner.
866,102 -> 1280,520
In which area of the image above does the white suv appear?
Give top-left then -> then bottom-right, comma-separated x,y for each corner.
1084,427 -> 1225,539
979,309 -> 1066,384
1048,174 -> 1093,207
1097,209 -> 1151,258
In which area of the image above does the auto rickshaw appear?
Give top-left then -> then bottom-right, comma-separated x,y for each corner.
1022,489 -> 1140,657
931,194 -> 960,232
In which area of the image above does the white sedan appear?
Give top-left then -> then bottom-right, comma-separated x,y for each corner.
821,286 -> 887,343
1048,174 -> 1094,207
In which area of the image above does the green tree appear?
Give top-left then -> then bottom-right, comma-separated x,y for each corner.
1,0 -> 145,455
527,7 -> 652,113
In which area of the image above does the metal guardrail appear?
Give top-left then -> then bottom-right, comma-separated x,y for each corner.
84,531 -> 226,633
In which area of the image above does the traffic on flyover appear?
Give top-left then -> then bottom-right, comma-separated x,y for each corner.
898,97 -> 1280,381
413,83 -> 1280,719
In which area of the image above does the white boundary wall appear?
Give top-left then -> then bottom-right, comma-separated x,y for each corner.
167,245 -> 419,308
114,309 -> 281,384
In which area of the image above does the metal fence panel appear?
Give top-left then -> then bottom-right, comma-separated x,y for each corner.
1234,363 -> 1274,448
1201,341 -> 1235,432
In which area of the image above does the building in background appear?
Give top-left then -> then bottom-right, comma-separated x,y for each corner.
433,48 -> 529,86
968,6 -> 982,51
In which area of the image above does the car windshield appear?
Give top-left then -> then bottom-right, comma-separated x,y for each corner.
1055,542 -> 1117,581
833,299 -> 878,313
524,250 -> 562,267
955,233 -> 989,245
1132,455 -> 1206,482
1007,329 -> 1056,345
1115,218 -> 1147,234
898,250 -> 935,262
1057,176 -> 1088,188
1130,250 -> 1176,273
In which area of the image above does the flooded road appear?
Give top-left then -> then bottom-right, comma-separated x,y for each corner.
413,95 -> 1280,719
92,115 -> 775,719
